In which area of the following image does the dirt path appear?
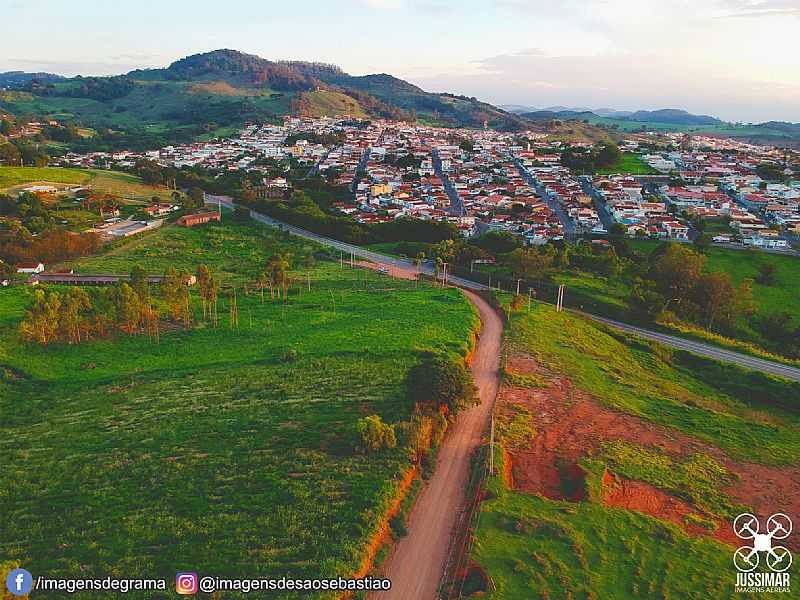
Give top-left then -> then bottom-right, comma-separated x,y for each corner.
372,290 -> 502,599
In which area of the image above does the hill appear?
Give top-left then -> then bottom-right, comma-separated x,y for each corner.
515,104 -> 800,144
0,71 -> 65,87
464,298 -> 798,599
0,49 -> 538,151
624,108 -> 721,126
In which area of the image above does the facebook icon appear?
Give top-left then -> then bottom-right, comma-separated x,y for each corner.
6,568 -> 33,596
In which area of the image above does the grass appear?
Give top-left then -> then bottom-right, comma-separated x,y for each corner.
595,153 -> 659,175
506,301 -> 800,465
629,240 -> 800,323
0,217 -> 479,597
0,166 -> 174,201
593,441 -> 746,519
471,451 -> 773,600
301,90 -> 368,118
467,301 -> 796,599
0,166 -> 90,189
60,217 -> 316,283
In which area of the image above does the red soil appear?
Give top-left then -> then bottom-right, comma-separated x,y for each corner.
500,353 -> 800,550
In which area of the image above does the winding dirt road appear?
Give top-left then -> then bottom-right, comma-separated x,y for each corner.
372,290 -> 503,600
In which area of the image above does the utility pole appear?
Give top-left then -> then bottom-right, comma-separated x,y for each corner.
516,279 -> 521,296
556,284 -> 565,312
489,414 -> 495,476
528,288 -> 532,311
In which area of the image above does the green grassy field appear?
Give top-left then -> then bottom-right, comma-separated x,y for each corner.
595,153 -> 659,175
629,240 -> 800,348
0,166 -> 91,189
0,218 -> 479,597
507,302 -> 799,464
472,453 -> 759,600
508,240 -> 800,360
60,217 -> 316,283
302,90 -> 368,118
467,300 -> 798,599
0,166 -> 173,201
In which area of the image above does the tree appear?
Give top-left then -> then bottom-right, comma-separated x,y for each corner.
268,253 -> 290,301
184,187 -> 205,210
472,231 -> 522,255
693,233 -> 712,252
197,264 -> 212,319
630,280 -> 664,319
407,353 -> 478,416
508,247 -> 554,281
114,282 -> 142,335
130,265 -> 150,303
756,263 -> 777,286
433,239 -> 457,263
19,289 -> 61,345
355,415 -> 397,453
693,272 -> 736,331
59,288 -> 91,344
161,267 -> 188,321
650,244 -> 706,308
593,142 -> 622,170
0,143 -> 21,166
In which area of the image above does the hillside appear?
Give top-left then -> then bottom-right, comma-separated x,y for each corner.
624,108 -> 721,125
465,298 -> 798,599
1,216 -> 479,591
0,49 -> 538,151
519,105 -> 800,144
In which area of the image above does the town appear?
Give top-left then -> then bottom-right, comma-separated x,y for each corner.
48,116 -> 799,253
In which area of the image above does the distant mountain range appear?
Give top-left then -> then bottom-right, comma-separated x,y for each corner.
500,104 -> 800,144
504,105 -> 724,126
1,50 -> 799,150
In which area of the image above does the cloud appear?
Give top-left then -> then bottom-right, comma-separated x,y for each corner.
408,47 -> 800,122
359,0 -> 404,7
3,56 -> 163,76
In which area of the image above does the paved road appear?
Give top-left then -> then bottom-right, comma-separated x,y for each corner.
432,148 -> 465,217
374,290 -> 502,599
588,315 -> 800,382
206,194 -> 800,382
511,156 -> 577,239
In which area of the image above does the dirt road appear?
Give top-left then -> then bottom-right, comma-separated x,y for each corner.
372,290 -> 502,599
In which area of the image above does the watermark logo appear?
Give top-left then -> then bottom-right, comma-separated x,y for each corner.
176,572 -> 198,595
5,568 -> 33,597
733,513 -> 792,593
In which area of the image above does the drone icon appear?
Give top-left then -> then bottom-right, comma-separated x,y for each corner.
733,513 -> 793,573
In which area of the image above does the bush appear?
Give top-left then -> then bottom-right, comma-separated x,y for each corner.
407,353 -> 478,416
355,415 -> 397,453
389,513 -> 408,537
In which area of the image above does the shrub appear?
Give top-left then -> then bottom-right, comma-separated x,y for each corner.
407,353 -> 478,416
355,415 -> 397,453
389,513 -> 408,537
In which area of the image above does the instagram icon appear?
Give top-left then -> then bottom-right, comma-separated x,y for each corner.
175,572 -> 198,595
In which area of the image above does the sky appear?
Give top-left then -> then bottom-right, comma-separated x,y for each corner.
2,0 -> 799,123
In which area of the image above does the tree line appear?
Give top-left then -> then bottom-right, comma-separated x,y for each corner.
18,265 -> 218,346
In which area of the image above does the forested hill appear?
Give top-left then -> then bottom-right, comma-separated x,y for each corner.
0,49 -> 535,151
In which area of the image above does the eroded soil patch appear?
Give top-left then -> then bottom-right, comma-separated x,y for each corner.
500,353 -> 800,549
